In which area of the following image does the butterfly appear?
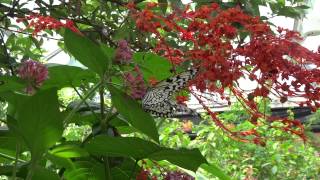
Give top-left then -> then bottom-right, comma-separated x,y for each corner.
142,68 -> 198,117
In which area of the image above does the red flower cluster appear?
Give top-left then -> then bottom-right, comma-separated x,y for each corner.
136,169 -> 157,180
124,66 -> 147,99
16,14 -> 80,36
136,168 -> 194,180
18,60 -> 48,94
175,95 -> 188,105
128,3 -> 320,143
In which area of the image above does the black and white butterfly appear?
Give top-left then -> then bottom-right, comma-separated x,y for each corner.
142,68 -> 198,117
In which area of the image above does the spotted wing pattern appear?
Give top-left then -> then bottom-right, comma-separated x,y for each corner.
142,68 -> 198,117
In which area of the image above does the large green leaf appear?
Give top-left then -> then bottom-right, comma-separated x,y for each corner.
0,130 -> 18,152
63,160 -> 103,180
133,52 -> 172,81
49,144 -> 89,158
43,64 -> 96,89
46,153 -> 75,170
149,149 -> 207,172
85,136 -> 159,158
64,29 -> 110,76
111,167 -> 130,179
32,167 -> 60,180
0,130 -> 27,164
108,85 -> 159,142
0,76 -> 25,93
64,168 -> 92,180
85,136 -> 207,172
200,163 -> 232,180
6,89 -> 63,160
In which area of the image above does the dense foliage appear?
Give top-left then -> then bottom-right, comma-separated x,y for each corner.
0,0 -> 319,179
158,101 -> 320,179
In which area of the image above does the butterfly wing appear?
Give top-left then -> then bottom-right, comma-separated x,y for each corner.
142,68 -> 198,117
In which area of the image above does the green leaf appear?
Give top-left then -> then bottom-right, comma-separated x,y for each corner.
272,166 -> 278,174
1,0 -> 12,4
49,144 -> 89,158
0,163 -> 28,178
111,167 -> 130,179
100,44 -> 115,61
6,89 -> 63,161
108,85 -> 159,142
0,76 -> 25,93
63,160 -> 101,180
43,64 -> 96,89
32,166 -> 60,180
149,149 -> 207,172
133,52 -> 172,81
113,25 -> 131,40
200,163 -> 232,180
0,130 -> 27,163
85,136 -> 159,158
0,131 -> 17,151
295,5 -> 310,9
64,168 -> 92,180
277,6 -> 302,18
46,153 -> 75,170
100,44 -> 115,72
277,0 -> 285,7
158,0 -> 168,14
64,29 -> 109,76
168,0 -> 184,10
248,0 -> 261,16
85,136 -> 207,171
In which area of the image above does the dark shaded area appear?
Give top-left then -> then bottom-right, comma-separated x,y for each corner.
271,107 -> 320,132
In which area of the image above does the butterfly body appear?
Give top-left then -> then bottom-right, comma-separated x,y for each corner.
142,68 -> 198,117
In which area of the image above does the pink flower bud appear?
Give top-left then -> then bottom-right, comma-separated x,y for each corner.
18,60 -> 48,94
124,66 -> 146,99
115,40 -> 133,64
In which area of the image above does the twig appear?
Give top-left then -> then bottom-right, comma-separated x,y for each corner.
72,85 -> 100,121
64,81 -> 102,125
0,26 -> 62,41
0,30 -> 15,75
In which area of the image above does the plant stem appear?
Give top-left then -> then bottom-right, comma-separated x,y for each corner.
64,81 -> 102,125
99,79 -> 112,179
0,152 -> 25,162
72,85 -> 99,121
103,156 -> 112,180
26,159 -> 37,180
129,160 -> 138,179
12,143 -> 20,180
99,82 -> 107,132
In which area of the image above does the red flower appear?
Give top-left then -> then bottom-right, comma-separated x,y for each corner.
176,95 -> 188,105
136,169 -> 150,180
128,2 -> 320,143
17,14 -> 81,36
148,76 -> 158,87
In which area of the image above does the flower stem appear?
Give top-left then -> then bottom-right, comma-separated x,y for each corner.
12,143 -> 20,180
64,81 -> 102,125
